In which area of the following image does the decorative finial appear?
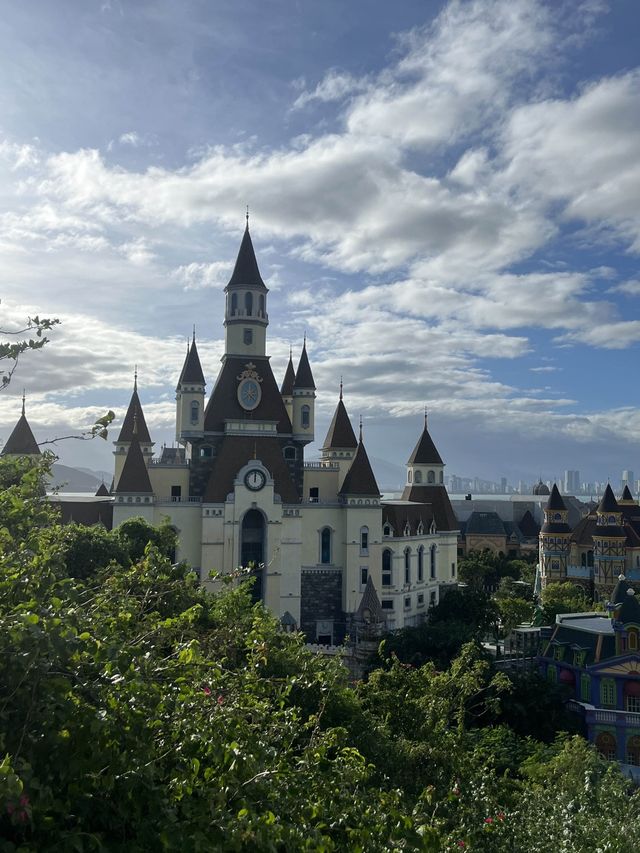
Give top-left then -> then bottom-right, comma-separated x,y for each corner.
303,330 -> 307,347
21,389 -> 26,416
339,376 -> 343,401
424,405 -> 428,427
359,415 -> 363,443
289,344 -> 292,360
192,324 -> 196,342
246,205 -> 249,228
134,365 -> 138,391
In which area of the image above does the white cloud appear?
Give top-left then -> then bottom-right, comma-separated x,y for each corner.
173,261 -> 231,290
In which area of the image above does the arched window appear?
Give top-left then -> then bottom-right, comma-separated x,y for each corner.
595,732 -> 616,761
439,471 -> 444,484
360,526 -> 369,555
414,470 -> 422,484
190,400 -> 199,424
301,405 -> 310,429
284,446 -> 296,460
320,528 -> 332,564
259,294 -> 265,316
382,549 -> 392,587
408,469 -> 413,483
245,291 -> 253,316
404,548 -> 411,584
231,293 -> 238,315
427,470 -> 435,484
629,629 -> 638,651
417,546 -> 424,582
628,736 -> 640,766
430,544 -> 436,579
241,509 -> 265,603
587,550 -> 594,567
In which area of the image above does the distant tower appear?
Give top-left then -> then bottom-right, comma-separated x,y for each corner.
1,393 -> 41,457
539,484 -> 571,588
292,338 -> 315,444
176,331 -> 206,442
223,217 -> 269,357
321,382 -> 358,490
114,373 -> 153,489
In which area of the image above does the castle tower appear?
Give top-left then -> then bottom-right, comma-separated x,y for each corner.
1,393 -> 41,457
114,373 -> 153,489
280,348 -> 295,425
113,420 -> 155,522
292,338 -> 315,444
539,484 -> 572,588
593,484 -> 627,598
176,331 -> 206,442
406,410 -> 444,487
321,382 -> 357,490
223,217 -> 269,357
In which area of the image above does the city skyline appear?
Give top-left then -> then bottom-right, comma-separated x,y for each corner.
2,0 -> 640,482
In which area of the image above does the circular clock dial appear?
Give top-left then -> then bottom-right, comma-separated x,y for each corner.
245,469 -> 266,491
238,377 -> 261,411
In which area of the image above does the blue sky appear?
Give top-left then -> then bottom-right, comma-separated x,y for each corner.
1,0 -> 640,488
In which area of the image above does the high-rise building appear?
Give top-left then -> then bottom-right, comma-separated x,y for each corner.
622,470 -> 635,492
564,469 -> 580,495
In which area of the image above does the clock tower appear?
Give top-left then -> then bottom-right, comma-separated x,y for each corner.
223,216 -> 269,358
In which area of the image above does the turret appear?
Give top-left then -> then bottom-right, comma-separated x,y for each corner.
1,393 -> 40,457
113,417 -> 155,519
321,382 -> 357,489
223,216 -> 269,357
280,348 -> 295,425
539,484 -> 571,587
593,484 -> 626,595
406,410 -> 444,487
292,338 -> 315,444
113,372 -> 153,487
176,330 -> 206,441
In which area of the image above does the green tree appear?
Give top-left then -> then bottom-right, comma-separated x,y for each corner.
541,581 -> 589,625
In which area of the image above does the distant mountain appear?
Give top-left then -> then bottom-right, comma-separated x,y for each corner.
49,464 -> 106,493
369,455 -> 406,492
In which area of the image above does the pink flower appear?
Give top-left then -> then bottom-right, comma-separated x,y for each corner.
457,842 -> 466,849
19,795 -> 29,807
217,694 -> 224,706
203,686 -> 212,696
484,817 -> 494,824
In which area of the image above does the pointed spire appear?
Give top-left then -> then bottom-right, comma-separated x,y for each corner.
115,435 -> 153,494
177,332 -> 205,387
293,338 -> 315,390
21,389 -> 25,416
280,350 -> 296,397
598,483 -> 619,514
621,484 -> 635,504
322,388 -> 357,450
134,365 -> 137,392
359,415 -> 363,443
339,433 -> 380,497
117,379 -> 151,444
407,413 -> 443,465
339,377 -> 343,401
226,220 -> 267,291
1,396 -> 40,457
546,483 -> 566,511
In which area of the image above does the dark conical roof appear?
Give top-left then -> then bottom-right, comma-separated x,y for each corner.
546,483 -> 566,511
293,341 -> 315,390
117,384 -> 151,444
115,437 -> 153,494
226,225 -> 267,292
339,439 -> 380,496
407,416 -> 443,465
280,353 -> 296,396
2,411 -> 40,456
323,398 -> 357,450
95,482 -> 110,497
621,484 -> 635,503
619,588 -> 640,625
355,575 -> 384,624
178,336 -> 205,387
598,484 -> 619,513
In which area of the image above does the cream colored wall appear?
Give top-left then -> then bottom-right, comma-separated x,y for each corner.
343,505 -> 382,613
318,449 -> 356,491
176,388 -> 204,439
148,465 -> 190,499
112,500 -> 155,526
224,320 -> 267,357
300,505 -> 345,568
292,389 -> 315,442
302,467 -> 340,502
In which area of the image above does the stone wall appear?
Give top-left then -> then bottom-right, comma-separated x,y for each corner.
301,567 -> 344,643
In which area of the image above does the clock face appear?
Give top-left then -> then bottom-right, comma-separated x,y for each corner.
245,469 -> 266,491
238,377 -> 262,411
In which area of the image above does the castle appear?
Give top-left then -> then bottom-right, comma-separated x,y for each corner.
107,223 -> 459,642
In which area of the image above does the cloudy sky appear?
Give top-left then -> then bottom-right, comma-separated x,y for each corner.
1,0 -> 640,487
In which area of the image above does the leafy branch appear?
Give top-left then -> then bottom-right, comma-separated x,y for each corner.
1,311 -> 61,390
38,411 -> 116,446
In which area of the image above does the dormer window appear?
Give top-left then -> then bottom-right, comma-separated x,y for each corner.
383,525 -> 391,537
414,470 -> 422,484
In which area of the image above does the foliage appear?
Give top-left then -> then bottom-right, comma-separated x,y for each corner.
2,455 -> 640,851
496,597 -> 533,638
541,581 -> 589,625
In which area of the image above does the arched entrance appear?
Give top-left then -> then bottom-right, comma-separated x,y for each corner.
627,735 -> 640,766
241,509 -> 266,602
595,732 -> 616,761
